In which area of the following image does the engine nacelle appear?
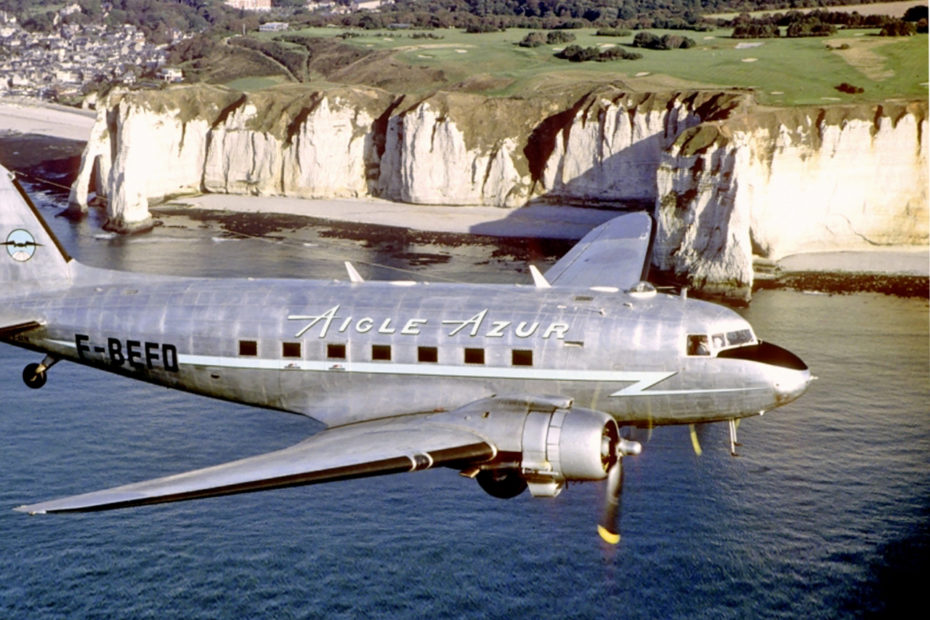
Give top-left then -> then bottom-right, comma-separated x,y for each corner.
520,407 -> 618,498
449,395 -> 620,500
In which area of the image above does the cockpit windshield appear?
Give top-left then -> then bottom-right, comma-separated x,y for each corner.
726,329 -> 755,347
687,328 -> 757,357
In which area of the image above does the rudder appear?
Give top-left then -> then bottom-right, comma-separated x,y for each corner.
1,165 -> 72,292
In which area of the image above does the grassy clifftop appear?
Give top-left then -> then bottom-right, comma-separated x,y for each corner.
206,26 -> 929,106
670,97 -> 928,159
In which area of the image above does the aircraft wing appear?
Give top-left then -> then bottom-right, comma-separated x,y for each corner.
15,417 -> 495,514
0,316 -> 43,338
544,211 -> 653,289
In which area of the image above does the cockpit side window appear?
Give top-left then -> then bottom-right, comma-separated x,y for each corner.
687,334 -> 711,356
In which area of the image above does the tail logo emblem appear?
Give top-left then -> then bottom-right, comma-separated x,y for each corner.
3,229 -> 40,262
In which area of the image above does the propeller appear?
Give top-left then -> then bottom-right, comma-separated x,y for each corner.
689,424 -> 703,456
598,437 -> 641,545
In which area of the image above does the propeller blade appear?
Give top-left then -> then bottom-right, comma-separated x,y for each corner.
689,423 -> 703,456
598,457 -> 623,545
596,437 -> 640,545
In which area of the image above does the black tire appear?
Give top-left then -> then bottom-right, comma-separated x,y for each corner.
476,468 -> 527,499
22,363 -> 47,389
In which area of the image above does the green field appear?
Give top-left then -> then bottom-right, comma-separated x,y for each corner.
246,27 -> 928,105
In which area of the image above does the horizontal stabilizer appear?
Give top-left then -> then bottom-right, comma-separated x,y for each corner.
544,212 -> 653,290
15,418 -> 494,514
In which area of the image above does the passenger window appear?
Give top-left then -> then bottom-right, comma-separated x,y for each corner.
327,343 -> 346,359
372,344 -> 391,361
512,349 -> 533,366
239,340 -> 258,356
464,348 -> 484,364
418,346 -> 438,363
282,342 -> 301,358
687,335 -> 710,356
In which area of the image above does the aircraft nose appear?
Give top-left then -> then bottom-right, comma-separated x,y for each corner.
717,340 -> 812,408
759,341 -> 812,406
773,365 -> 814,406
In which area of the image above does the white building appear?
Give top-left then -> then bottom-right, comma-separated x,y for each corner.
225,0 -> 272,11
157,67 -> 183,82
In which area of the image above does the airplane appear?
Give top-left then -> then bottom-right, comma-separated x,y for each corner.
0,165 -> 812,544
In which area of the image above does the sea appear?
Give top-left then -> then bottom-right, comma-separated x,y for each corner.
0,187 -> 927,619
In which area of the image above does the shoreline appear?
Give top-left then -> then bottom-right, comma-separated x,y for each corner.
158,197 -> 929,299
161,193 -> 624,241
163,194 -> 930,281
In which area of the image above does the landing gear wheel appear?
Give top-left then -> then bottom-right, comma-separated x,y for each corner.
476,468 -> 528,499
23,363 -> 47,389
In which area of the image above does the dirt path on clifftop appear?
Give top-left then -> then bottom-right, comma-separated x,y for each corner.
827,37 -> 898,81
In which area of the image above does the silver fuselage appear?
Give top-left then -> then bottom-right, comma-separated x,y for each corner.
5,263 -> 810,428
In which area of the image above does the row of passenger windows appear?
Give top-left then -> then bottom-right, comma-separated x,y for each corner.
238,340 -> 534,366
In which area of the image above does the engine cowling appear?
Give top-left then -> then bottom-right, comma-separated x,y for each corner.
449,395 -> 636,540
447,395 -> 620,500
519,407 -> 619,497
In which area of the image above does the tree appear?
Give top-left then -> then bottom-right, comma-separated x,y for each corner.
546,30 -> 575,44
733,23 -> 779,38
555,43 -> 641,62
21,11 -> 56,33
555,44 -> 598,61
835,82 -> 864,94
903,5 -> 929,22
632,31 -> 695,50
632,31 -> 661,49
168,33 -> 217,63
879,20 -> 917,36
518,31 -> 546,47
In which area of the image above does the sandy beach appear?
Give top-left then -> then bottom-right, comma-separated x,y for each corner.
777,248 -> 929,276
164,193 -> 622,240
171,193 -> 929,276
0,98 -> 95,141
2,98 -> 927,280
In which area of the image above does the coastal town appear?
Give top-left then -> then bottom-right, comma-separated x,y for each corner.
0,1 -> 385,104
0,8 -> 179,103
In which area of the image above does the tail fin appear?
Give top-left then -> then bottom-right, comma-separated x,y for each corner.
1,165 -> 73,292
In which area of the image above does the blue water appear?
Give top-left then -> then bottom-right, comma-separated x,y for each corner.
0,195 -> 927,618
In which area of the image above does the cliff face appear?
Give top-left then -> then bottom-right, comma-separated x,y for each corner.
69,86 -> 393,230
70,85 -> 927,298
70,85 -> 750,224
655,103 -> 928,298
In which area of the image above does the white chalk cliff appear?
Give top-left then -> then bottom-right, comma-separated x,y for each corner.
654,103 -> 928,297
70,85 -> 927,297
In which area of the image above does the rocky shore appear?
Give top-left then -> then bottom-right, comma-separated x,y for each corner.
1,98 -> 926,301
